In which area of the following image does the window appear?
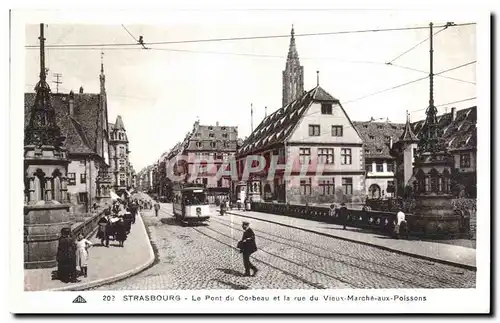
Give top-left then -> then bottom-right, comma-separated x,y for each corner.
319,178 -> 335,195
365,164 -> 372,172
78,192 -> 88,204
385,136 -> 391,141
341,148 -> 352,165
80,173 -> 86,184
308,125 -> 320,136
318,148 -> 334,164
321,103 -> 332,114
202,178 -> 208,186
365,149 -> 370,154
376,148 -> 382,153
342,177 -> 353,195
387,181 -> 395,193
299,148 -> 311,164
68,173 -> 76,185
331,125 -> 343,137
209,133 -> 215,138
119,159 -> 125,166
210,142 -> 216,148
387,163 -> 394,172
197,142 -> 202,148
222,133 -> 228,138
195,133 -> 201,137
300,178 -> 311,195
413,148 -> 417,156
221,127 -> 226,131
376,163 -> 383,172
460,153 -> 471,168
369,135 -> 374,140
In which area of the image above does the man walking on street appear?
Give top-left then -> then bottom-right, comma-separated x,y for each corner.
154,201 -> 161,217
238,221 -> 258,277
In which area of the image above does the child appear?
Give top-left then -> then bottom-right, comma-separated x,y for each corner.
75,233 -> 92,278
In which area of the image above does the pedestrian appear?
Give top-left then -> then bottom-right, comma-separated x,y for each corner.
154,201 -> 161,217
329,204 -> 336,217
339,203 -> 348,230
56,228 -> 78,283
395,209 -> 408,239
115,220 -> 127,247
97,214 -> 110,247
237,221 -> 258,277
75,233 -> 92,278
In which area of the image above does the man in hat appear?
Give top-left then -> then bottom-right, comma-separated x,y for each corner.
238,221 -> 258,277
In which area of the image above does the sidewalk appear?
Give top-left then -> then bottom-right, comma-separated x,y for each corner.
227,209 -> 476,270
24,211 -> 155,291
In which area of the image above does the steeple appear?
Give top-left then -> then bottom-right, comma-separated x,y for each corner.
282,25 -> 304,107
24,23 -> 64,148
399,110 -> 418,142
100,51 -> 106,94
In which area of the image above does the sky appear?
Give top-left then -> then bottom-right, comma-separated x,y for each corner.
23,14 -> 477,172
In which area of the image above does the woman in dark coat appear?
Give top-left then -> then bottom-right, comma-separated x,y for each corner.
56,228 -> 77,283
97,215 -> 110,247
115,219 -> 127,247
238,221 -> 258,277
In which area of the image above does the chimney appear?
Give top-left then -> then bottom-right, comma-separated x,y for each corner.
389,136 -> 393,149
79,86 -> 84,94
451,107 -> 457,121
216,121 -> 219,126
69,90 -> 75,116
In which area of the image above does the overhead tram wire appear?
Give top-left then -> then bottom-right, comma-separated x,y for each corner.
25,22 -> 476,49
410,97 -> 477,114
386,23 -> 453,65
387,64 -> 476,85
121,24 -> 139,42
342,60 -> 477,105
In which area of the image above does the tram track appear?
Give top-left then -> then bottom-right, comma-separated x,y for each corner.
197,220 -> 426,289
159,208 -> 333,289
209,215 -> 469,288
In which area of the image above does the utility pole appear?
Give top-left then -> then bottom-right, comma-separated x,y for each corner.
52,73 -> 62,94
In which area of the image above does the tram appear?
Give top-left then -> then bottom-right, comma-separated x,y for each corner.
172,183 -> 211,224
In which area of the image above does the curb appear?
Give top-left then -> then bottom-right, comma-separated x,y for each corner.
48,212 -> 156,291
227,211 -> 476,271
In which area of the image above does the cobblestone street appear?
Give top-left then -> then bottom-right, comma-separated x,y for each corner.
93,203 -> 476,290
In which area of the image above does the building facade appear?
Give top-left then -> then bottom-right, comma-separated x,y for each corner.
108,115 -> 133,193
24,61 -> 112,214
236,27 -> 365,205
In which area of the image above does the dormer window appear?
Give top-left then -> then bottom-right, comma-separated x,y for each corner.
210,142 -> 216,148
222,133 -> 228,138
208,126 -> 213,131
196,142 -> 202,148
209,133 -> 215,138
321,103 -> 333,115
369,135 -> 374,140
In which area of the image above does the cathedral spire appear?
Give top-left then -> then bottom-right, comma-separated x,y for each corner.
282,25 -> 304,107
100,51 -> 106,94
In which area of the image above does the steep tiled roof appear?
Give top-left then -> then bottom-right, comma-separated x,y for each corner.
413,107 -> 477,151
353,121 -> 406,159
238,86 -> 338,156
353,106 -> 477,158
24,93 -> 95,155
182,122 -> 239,152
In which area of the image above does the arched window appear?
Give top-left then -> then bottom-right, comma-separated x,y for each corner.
442,169 -> 451,194
52,169 -> 62,201
415,169 -> 425,193
33,169 -> 46,201
429,168 -> 439,193
368,184 -> 381,199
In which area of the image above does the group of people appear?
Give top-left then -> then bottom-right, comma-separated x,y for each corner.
56,229 -> 93,283
97,199 -> 140,248
220,196 -> 251,215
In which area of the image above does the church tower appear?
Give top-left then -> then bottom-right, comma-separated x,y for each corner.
282,25 -> 304,107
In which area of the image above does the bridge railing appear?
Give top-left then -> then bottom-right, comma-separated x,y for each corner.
251,202 -> 407,236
